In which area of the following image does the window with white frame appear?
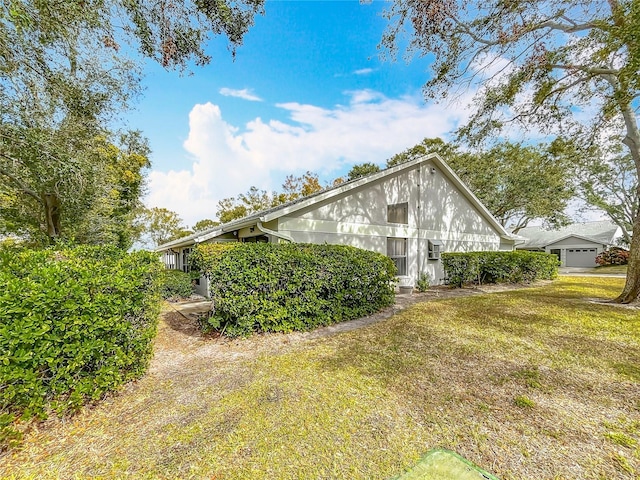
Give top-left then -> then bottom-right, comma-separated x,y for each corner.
387,237 -> 407,276
165,249 -> 178,270
387,202 -> 408,224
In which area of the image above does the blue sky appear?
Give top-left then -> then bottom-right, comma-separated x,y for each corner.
124,1 -> 515,227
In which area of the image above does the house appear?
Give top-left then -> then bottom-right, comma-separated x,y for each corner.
156,153 -> 519,296
515,220 -> 621,267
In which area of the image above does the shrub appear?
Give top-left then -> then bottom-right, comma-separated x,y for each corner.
0,245 -> 162,449
595,247 -> 629,266
415,273 -> 431,292
203,243 -> 396,337
160,269 -> 194,300
188,242 -> 239,277
442,251 -> 559,287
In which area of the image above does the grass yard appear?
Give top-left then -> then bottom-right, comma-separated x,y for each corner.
594,264 -> 629,275
1,277 -> 639,479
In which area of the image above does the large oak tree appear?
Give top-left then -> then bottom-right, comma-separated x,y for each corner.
382,0 -> 640,302
0,0 -> 263,246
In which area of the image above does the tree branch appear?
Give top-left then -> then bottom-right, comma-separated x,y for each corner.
536,18 -> 599,34
0,155 -> 43,205
549,64 -> 620,76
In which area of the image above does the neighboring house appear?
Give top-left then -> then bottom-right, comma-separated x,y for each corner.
156,153 -> 519,296
515,220 -> 621,267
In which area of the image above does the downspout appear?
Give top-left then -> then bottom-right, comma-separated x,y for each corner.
417,165 -> 422,282
256,220 -> 295,243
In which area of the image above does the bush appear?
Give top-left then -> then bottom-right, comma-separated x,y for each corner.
442,251 -> 559,287
416,273 -> 431,292
595,247 -> 629,266
160,269 -> 194,300
0,245 -> 162,449
188,242 -> 239,277
202,243 -> 396,337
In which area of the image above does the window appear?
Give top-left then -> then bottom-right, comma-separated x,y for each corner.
164,249 -> 178,270
428,240 -> 443,260
182,248 -> 192,273
387,237 -> 407,276
387,202 -> 408,224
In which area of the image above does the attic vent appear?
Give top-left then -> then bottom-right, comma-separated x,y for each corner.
428,240 -> 443,260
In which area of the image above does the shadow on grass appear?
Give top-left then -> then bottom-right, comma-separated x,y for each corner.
162,311 -> 203,338
316,283 -> 640,417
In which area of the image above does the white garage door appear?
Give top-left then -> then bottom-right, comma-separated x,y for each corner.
566,248 -> 598,267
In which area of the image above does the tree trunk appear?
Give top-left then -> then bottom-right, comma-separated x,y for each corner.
612,95 -> 640,303
42,193 -> 61,244
614,190 -> 640,303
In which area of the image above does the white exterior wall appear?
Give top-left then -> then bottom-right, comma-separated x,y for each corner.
278,162 -> 506,285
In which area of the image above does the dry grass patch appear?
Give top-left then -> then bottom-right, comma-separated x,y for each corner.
0,277 -> 638,479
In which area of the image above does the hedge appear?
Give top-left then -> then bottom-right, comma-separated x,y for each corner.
195,243 -> 396,337
0,245 -> 162,449
188,242 -> 239,277
442,251 -> 559,287
160,269 -> 194,300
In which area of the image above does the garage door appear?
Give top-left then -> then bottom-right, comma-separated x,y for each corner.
566,248 -> 598,267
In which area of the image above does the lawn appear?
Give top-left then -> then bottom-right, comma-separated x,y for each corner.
1,277 -> 638,479
594,264 -> 629,275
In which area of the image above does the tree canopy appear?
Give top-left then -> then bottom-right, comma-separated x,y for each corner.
137,207 -> 191,248
192,219 -> 220,232
347,162 -> 382,181
382,0 -> 640,302
576,143 -> 638,245
0,0 -> 264,246
217,172 -> 325,224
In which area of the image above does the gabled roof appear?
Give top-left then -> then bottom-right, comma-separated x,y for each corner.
156,153 -> 517,251
515,220 -> 620,249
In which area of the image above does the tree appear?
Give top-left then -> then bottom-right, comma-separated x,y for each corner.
216,198 -> 249,224
347,162 -> 382,181
0,125 -> 151,247
1,0 -> 264,246
138,207 -> 191,248
388,138 -> 574,233
216,186 -> 273,224
218,173 -> 325,224
577,146 -> 638,245
387,138 -> 458,167
1,1 -> 264,74
279,171 -> 323,203
382,0 -> 640,303
193,219 -> 220,232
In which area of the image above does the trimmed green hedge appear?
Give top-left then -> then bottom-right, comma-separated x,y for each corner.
442,251 -> 559,287
197,243 -> 396,337
188,242 -> 239,277
160,269 -> 194,300
0,245 -> 162,448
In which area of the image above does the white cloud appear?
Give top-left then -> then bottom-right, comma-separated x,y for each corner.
354,68 -> 375,75
219,87 -> 262,102
146,90 -> 473,226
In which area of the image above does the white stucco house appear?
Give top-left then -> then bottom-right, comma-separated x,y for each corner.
514,220 -> 621,267
156,153 -> 519,296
